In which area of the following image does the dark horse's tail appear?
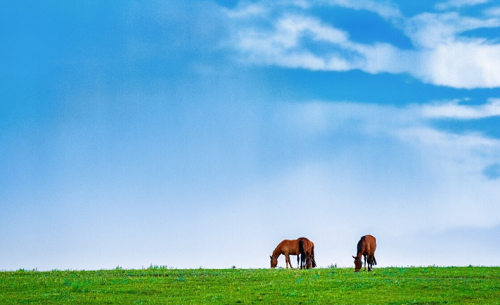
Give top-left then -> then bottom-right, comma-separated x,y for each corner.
299,240 -> 306,269
311,245 -> 317,268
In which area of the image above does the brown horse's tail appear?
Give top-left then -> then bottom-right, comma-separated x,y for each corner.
373,255 -> 377,266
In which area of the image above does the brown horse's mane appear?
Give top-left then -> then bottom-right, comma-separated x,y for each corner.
272,240 -> 286,258
356,236 -> 366,258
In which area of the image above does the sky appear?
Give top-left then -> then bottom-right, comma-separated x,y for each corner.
1,0 -> 500,271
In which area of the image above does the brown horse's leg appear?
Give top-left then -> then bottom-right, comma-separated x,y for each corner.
363,255 -> 367,271
285,254 -> 291,269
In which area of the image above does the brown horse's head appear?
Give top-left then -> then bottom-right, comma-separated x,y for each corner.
352,255 -> 362,272
270,256 -> 278,268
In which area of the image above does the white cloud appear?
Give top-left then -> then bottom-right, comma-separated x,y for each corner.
402,11 -> 500,88
226,1 -> 500,89
436,0 -> 491,10
233,14 -> 364,71
418,41 -> 500,88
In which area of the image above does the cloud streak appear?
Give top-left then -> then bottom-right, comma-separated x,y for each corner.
422,98 -> 500,119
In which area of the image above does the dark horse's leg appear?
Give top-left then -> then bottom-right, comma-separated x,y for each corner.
368,254 -> 374,271
307,246 -> 316,268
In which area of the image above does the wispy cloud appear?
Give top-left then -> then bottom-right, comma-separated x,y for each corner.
402,12 -> 500,48
436,0 -> 491,10
321,0 -> 402,19
225,1 -> 500,89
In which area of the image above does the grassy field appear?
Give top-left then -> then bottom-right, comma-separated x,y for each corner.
1,266 -> 499,304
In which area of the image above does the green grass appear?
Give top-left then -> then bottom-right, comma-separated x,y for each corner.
1,266 -> 499,304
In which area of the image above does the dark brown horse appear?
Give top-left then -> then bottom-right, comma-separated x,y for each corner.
298,237 -> 316,269
270,237 -> 316,269
352,235 -> 377,272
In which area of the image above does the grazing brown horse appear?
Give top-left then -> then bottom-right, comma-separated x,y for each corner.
352,235 -> 377,272
298,237 -> 317,269
270,237 -> 316,269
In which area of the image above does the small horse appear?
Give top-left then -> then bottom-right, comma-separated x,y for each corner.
298,237 -> 316,269
270,237 -> 316,269
352,235 -> 377,272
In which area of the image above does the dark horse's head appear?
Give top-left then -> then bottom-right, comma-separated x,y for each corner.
270,256 -> 278,268
352,255 -> 362,272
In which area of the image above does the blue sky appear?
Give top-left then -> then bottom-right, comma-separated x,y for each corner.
1,0 -> 500,270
